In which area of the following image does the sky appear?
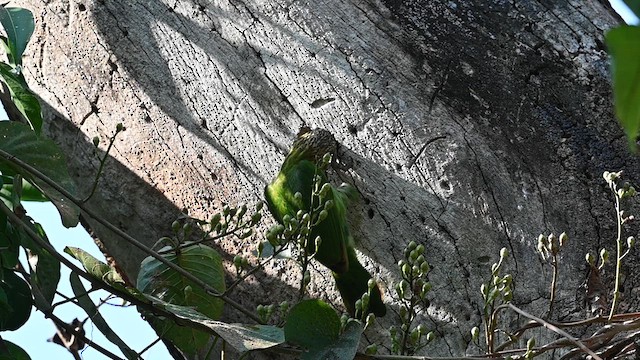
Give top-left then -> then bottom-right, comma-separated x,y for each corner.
1,1 -> 638,359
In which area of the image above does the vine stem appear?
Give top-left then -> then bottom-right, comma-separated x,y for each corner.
0,147 -> 262,324
608,194 -> 623,321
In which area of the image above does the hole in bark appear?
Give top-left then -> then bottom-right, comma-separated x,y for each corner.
78,4 -> 86,11
122,28 -> 129,37
198,4 -> 205,12
347,124 -> 357,134
363,197 -> 370,205
367,208 -> 374,219
400,195 -> 405,201
395,163 -> 402,171
211,173 -> 218,181
197,154 -> 203,160
108,59 -> 118,72
439,180 -> 451,191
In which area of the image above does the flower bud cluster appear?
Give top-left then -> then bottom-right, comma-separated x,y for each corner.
536,232 -> 568,260
389,240 -> 434,355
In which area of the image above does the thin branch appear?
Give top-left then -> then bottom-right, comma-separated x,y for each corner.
506,303 -> 602,360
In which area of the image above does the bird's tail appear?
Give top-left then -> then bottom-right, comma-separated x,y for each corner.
333,247 -> 386,317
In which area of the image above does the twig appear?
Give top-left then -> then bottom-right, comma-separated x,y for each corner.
506,303 -> 602,360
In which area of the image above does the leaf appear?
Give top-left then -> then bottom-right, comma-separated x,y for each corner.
137,244 -> 226,355
64,247 -> 123,285
0,340 -> 32,360
0,215 -> 19,269
0,178 -> 47,203
623,0 -> 640,19
19,220 -> 60,308
0,123 -> 77,225
606,26 -> 640,150
69,273 -> 138,360
0,7 -> 34,65
0,269 -> 32,331
143,295 -> 284,352
284,299 -> 341,350
0,64 -> 42,133
301,320 -> 363,360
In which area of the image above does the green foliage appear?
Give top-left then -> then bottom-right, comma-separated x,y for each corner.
0,340 -> 31,360
606,26 -> 640,150
0,269 -> 32,331
0,7 -> 34,66
137,243 -> 226,355
284,299 -> 341,349
623,0 -> 640,18
65,246 -> 123,286
0,63 -> 42,132
0,122 -> 78,226
284,299 -> 361,360
69,273 -> 138,360
20,220 -> 60,309
143,295 -> 285,353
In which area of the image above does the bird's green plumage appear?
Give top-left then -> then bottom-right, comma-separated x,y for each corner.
264,128 -> 386,317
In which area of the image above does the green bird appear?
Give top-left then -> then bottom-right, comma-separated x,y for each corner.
264,128 -> 386,317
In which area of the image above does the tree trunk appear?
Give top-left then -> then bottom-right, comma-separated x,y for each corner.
15,0 -> 637,357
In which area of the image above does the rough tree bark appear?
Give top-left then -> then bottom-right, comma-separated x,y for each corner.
13,0 -> 638,357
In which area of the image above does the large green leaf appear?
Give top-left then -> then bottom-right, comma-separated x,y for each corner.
0,122 -> 78,226
137,244 -> 225,355
64,247 -> 124,286
300,320 -> 363,360
284,299 -> 341,351
0,64 -> 42,133
0,340 -> 32,360
0,269 -> 32,331
606,26 -> 640,150
69,273 -> 138,360
623,0 -> 640,19
144,295 -> 284,352
0,7 -> 34,66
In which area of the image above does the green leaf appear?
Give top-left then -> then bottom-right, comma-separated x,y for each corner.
0,64 -> 42,133
0,340 -> 32,360
19,219 -> 60,308
69,272 -> 138,360
606,26 -> 640,150
284,299 -> 341,350
137,244 -> 225,355
0,7 -> 34,65
0,122 -> 78,226
0,178 -> 47,203
0,269 -> 32,331
143,296 -> 284,352
623,0 -> 640,19
64,247 -> 123,285
301,320 -> 363,360
0,215 -> 19,269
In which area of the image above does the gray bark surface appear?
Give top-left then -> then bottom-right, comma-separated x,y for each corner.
14,0 -> 639,357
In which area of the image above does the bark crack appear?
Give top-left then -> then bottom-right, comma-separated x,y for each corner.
462,135 -> 519,271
